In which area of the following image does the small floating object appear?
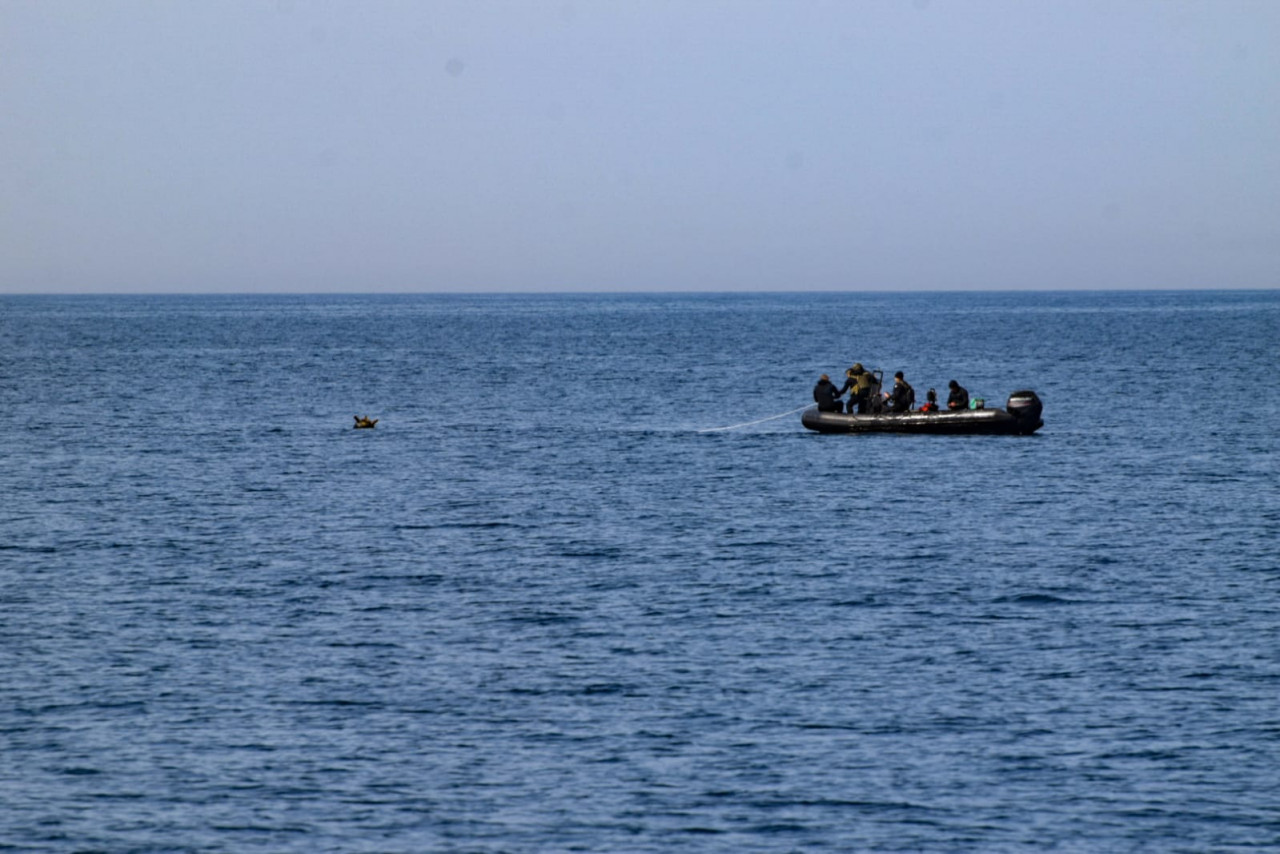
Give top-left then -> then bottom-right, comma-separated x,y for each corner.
353,415 -> 379,429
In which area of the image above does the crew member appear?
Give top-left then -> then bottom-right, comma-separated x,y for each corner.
947,380 -> 969,411
920,389 -> 939,413
813,374 -> 844,412
885,371 -> 915,413
841,363 -> 875,414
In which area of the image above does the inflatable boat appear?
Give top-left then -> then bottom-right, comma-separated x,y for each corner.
802,390 -> 1044,435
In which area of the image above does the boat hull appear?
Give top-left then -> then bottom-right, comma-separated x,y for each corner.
801,406 -> 1042,435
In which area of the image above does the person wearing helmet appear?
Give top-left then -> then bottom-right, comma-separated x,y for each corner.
841,363 -> 876,414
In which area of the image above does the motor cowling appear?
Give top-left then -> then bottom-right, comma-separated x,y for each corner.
1006,390 -> 1043,428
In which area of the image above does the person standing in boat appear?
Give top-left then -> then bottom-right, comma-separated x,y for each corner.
813,374 -> 844,412
885,371 -> 915,413
840,363 -> 875,414
947,380 -> 970,411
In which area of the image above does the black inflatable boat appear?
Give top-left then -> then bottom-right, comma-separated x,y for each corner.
802,390 -> 1044,436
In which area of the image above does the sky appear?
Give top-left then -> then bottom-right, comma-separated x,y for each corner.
2,0 -> 1278,294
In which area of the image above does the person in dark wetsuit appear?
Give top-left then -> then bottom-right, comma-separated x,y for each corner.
813,374 -> 844,412
947,380 -> 970,411
885,371 -> 915,413
920,388 -> 939,413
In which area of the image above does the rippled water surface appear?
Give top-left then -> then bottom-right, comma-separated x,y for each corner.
3,291 -> 1278,852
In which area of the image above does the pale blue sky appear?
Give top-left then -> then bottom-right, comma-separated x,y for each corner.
2,0 -> 1277,293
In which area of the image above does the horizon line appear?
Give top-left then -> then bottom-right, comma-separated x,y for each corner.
3,286 -> 1277,298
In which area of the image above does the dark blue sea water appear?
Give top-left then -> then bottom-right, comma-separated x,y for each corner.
2,290 -> 1278,852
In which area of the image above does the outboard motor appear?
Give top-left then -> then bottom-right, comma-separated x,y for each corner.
1005,390 -> 1043,433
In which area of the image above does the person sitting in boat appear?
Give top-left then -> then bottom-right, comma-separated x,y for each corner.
885,371 -> 915,413
920,388 -> 939,413
946,380 -> 970,411
841,363 -> 876,414
813,374 -> 844,412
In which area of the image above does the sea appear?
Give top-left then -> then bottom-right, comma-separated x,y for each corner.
2,289 -> 1277,853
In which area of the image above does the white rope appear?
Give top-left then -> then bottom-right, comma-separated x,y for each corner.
698,404 -> 811,433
